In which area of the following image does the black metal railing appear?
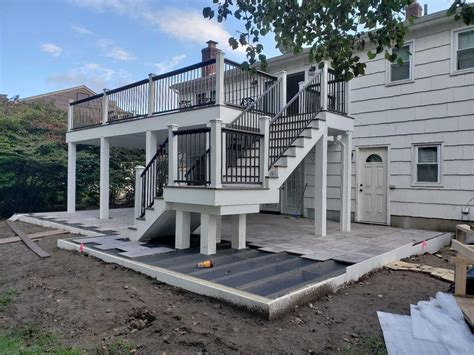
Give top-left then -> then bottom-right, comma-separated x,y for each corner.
175,127 -> 211,185
227,77 -> 282,132
222,128 -> 262,184
71,94 -> 103,129
327,69 -> 347,114
269,73 -> 322,168
140,139 -> 169,218
107,79 -> 149,123
152,59 -> 217,114
224,59 -> 278,109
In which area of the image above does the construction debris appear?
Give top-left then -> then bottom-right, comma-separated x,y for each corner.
197,260 -> 213,268
385,260 -> 454,282
0,228 -> 66,245
6,220 -> 50,258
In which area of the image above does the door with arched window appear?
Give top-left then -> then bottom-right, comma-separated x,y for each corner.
357,147 -> 388,224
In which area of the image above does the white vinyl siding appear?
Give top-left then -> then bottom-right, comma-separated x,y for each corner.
413,144 -> 441,184
457,29 -> 474,70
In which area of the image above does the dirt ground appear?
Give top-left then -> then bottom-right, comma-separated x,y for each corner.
0,220 -> 455,354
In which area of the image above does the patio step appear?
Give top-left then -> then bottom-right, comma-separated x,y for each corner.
237,260 -> 346,298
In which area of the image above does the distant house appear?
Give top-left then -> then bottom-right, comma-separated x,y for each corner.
22,86 -> 96,112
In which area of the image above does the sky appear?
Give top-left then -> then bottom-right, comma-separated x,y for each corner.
0,0 -> 454,98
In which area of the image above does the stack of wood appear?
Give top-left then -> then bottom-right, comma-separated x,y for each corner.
452,224 -> 474,328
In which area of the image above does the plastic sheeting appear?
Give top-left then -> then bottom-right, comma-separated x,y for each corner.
378,292 -> 474,355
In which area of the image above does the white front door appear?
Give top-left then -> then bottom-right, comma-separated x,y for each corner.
281,162 -> 305,216
358,147 -> 388,224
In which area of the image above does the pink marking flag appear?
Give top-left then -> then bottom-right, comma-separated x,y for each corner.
420,240 -> 427,255
79,242 -> 84,253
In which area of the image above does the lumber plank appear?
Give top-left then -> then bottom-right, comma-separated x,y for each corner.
454,296 -> 474,327
5,221 -> 50,258
0,229 -> 66,245
452,239 -> 474,260
385,260 -> 454,282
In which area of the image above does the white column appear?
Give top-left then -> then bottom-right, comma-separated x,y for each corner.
279,70 -> 287,110
67,142 -> 76,213
145,130 -> 158,165
341,132 -> 352,232
231,214 -> 246,249
102,89 -> 108,125
168,124 -> 178,186
215,50 -> 225,105
216,215 -> 222,243
147,73 -> 155,117
259,116 -> 270,186
200,213 -> 217,255
298,81 -> 305,113
68,100 -> 73,131
210,119 -> 222,188
314,126 -> 328,236
100,137 -> 110,220
321,61 -> 329,111
134,165 -> 145,219
176,210 -> 191,249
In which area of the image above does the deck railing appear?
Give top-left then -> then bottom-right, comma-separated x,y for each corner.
70,94 -> 104,129
107,79 -> 149,123
327,69 -> 347,114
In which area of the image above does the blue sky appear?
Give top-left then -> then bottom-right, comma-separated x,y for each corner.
0,0 -> 453,98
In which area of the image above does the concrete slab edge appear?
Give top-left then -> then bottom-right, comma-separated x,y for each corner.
57,239 -> 272,317
15,215 -> 103,237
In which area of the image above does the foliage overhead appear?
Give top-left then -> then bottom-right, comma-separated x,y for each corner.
203,0 -> 474,79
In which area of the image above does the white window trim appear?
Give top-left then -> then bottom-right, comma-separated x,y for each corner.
385,40 -> 415,86
450,26 -> 474,76
411,143 -> 443,187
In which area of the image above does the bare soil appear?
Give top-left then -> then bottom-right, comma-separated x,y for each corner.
0,221 -> 454,354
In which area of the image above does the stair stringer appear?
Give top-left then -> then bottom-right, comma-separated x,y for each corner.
129,198 -> 200,242
266,120 -> 325,191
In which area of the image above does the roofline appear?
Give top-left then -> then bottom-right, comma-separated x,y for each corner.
22,85 -> 97,101
266,8 -> 454,65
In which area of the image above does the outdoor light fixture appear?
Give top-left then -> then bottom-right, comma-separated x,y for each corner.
308,66 -> 317,75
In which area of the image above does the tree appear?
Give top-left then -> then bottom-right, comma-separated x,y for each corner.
203,0 -> 474,79
0,97 -> 144,217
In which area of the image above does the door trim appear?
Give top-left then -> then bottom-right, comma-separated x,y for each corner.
355,145 -> 391,225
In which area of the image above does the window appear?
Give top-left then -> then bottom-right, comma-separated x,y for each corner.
366,154 -> 383,163
389,44 -> 412,82
413,144 -> 442,184
457,29 -> 474,71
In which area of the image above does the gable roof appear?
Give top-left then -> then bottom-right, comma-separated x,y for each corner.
21,85 -> 96,101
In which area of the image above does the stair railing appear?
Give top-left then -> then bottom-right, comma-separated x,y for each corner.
268,72 -> 323,168
139,138 -> 169,218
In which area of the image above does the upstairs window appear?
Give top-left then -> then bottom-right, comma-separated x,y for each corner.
413,144 -> 442,185
457,29 -> 474,70
389,44 -> 412,82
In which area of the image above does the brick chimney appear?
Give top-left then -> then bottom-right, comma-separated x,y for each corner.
406,0 -> 423,19
202,40 -> 218,75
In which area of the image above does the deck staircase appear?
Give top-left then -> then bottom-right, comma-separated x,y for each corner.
129,72 -> 329,242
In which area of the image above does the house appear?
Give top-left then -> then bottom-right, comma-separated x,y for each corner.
22,85 -> 96,112
263,3 -> 474,231
64,4 -> 472,258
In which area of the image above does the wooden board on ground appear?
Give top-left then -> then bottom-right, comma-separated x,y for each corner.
5,220 -> 50,258
0,229 -> 66,245
454,296 -> 474,328
385,260 -> 454,282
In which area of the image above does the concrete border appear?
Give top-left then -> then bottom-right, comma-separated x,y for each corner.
56,233 -> 452,319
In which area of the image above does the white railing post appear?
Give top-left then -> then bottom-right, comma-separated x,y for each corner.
298,81 -> 305,114
321,61 -> 329,111
279,70 -> 287,110
259,116 -> 270,187
168,124 -> 179,186
215,50 -> 225,105
134,165 -> 145,219
147,73 -> 155,117
210,119 -> 222,188
68,99 -> 74,131
102,89 -> 108,125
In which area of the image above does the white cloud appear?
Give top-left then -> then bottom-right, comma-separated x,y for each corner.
68,0 -> 246,57
97,39 -> 136,61
48,63 -> 132,91
40,43 -> 63,57
155,54 -> 186,74
71,25 -> 94,35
